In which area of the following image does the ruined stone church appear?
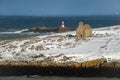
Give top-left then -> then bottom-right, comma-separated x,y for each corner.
76,22 -> 92,40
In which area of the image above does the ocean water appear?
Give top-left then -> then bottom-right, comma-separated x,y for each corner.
0,16 -> 120,40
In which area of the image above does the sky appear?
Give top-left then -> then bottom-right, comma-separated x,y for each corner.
0,0 -> 120,16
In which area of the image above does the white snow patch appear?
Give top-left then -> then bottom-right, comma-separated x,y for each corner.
0,25 -> 120,63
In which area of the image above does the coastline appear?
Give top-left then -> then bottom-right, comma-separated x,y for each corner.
0,58 -> 120,77
0,25 -> 120,77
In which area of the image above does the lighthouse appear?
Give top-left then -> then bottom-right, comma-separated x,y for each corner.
61,21 -> 65,28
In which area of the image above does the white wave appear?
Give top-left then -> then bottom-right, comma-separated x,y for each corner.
0,29 -> 28,34
0,32 -> 17,34
14,29 -> 28,33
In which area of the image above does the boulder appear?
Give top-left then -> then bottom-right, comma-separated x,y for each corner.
58,26 -> 71,32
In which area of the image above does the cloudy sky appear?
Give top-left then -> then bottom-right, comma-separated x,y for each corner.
0,0 -> 120,16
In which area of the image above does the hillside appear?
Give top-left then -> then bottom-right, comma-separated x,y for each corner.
0,25 -> 120,64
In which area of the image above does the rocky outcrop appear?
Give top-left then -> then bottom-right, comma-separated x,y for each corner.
22,27 -> 55,33
22,26 -> 71,33
57,26 -> 71,32
0,58 -> 120,77
76,22 -> 92,40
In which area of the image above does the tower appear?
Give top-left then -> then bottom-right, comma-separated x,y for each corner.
61,21 -> 65,28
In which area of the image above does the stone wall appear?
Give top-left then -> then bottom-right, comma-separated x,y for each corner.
76,22 -> 92,40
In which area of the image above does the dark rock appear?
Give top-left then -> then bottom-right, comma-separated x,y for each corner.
66,34 -> 76,37
0,58 -> 120,77
22,26 -> 71,33
57,27 -> 71,32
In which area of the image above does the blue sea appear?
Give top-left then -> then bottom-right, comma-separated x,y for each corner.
0,16 -> 120,40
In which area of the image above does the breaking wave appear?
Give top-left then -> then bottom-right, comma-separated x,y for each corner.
0,29 -> 29,34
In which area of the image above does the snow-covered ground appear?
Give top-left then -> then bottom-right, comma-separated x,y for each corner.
0,25 -> 120,63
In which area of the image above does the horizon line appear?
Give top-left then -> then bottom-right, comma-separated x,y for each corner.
0,14 -> 120,17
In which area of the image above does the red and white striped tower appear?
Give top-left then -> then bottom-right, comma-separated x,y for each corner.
61,21 -> 65,28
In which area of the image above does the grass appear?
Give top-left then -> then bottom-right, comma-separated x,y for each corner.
0,36 -> 39,45
31,54 -> 45,58
65,42 -> 71,46
30,45 -> 35,50
57,37 -> 64,42
21,48 -> 25,52
9,45 -> 17,49
35,45 -> 44,50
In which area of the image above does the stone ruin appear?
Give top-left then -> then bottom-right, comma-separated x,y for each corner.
76,22 -> 92,40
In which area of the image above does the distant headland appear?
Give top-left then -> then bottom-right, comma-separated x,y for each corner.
22,21 -> 72,33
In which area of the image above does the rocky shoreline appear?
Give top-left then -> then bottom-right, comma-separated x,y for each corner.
0,58 -> 120,77
22,26 -> 72,33
22,21 -> 73,33
0,25 -> 120,77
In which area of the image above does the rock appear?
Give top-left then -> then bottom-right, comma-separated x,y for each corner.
22,26 -> 71,33
0,58 -> 120,77
81,58 -> 106,68
76,22 -> 92,40
22,27 -> 49,33
57,26 -> 71,32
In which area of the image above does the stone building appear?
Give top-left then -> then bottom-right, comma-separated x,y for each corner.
76,22 -> 92,40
